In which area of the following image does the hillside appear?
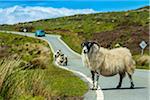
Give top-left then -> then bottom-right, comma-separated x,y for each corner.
0,6 -> 149,54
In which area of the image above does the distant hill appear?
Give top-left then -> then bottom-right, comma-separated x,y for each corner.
136,6 -> 149,11
0,6 -> 149,54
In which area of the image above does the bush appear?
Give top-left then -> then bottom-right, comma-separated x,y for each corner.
29,56 -> 49,69
137,55 -> 150,66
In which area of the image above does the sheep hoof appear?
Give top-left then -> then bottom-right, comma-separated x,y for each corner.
64,63 -> 67,66
90,87 -> 98,90
130,83 -> 134,89
116,85 -> 121,89
130,85 -> 134,89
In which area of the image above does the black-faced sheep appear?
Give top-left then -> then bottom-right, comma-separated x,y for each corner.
81,41 -> 136,90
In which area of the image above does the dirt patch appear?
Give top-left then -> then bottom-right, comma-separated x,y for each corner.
0,46 -> 10,58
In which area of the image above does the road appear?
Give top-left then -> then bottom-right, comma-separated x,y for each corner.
1,31 -> 150,100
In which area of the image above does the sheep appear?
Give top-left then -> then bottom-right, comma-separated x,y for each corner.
54,50 -> 62,61
81,41 -> 136,90
56,53 -> 68,66
56,53 -> 64,65
63,55 -> 68,66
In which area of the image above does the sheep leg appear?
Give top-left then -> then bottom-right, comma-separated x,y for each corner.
91,71 -> 95,90
127,73 -> 134,89
116,73 -> 124,89
65,60 -> 68,66
94,73 -> 99,90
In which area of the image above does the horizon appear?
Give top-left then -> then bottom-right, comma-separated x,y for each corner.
0,0 -> 149,25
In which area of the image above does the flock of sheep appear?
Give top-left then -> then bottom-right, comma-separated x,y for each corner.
54,41 -> 136,90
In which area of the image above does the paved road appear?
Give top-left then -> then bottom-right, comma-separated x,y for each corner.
1,31 -> 150,100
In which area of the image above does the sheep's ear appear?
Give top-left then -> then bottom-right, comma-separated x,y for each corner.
92,42 -> 100,47
88,42 -> 92,46
92,42 -> 100,51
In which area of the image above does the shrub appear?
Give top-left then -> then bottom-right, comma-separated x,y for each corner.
137,55 -> 150,66
29,56 -> 49,69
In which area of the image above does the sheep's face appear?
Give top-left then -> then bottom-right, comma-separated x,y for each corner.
56,50 -> 61,54
55,50 -> 61,56
81,41 -> 99,54
81,42 -> 93,54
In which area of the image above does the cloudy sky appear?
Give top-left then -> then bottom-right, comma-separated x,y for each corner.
0,0 -> 148,24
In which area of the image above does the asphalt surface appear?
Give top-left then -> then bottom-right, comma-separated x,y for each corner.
1,31 -> 150,100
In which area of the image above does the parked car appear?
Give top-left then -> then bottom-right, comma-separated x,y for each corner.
35,30 -> 45,37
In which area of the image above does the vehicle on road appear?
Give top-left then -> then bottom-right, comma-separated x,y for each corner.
35,30 -> 45,37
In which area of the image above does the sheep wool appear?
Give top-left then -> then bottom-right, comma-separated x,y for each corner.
83,47 -> 135,76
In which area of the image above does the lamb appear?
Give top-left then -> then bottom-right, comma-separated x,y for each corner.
63,55 -> 68,66
55,53 -> 68,66
54,50 -> 62,61
56,54 -> 64,65
81,41 -> 136,90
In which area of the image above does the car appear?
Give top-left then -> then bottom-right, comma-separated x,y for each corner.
35,30 -> 45,37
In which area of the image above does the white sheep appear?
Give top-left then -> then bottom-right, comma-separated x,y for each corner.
56,53 -> 68,66
81,41 -> 136,90
63,55 -> 68,66
54,50 -> 62,61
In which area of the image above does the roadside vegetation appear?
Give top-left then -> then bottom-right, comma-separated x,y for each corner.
133,55 -> 150,70
0,6 -> 149,69
0,32 -> 88,99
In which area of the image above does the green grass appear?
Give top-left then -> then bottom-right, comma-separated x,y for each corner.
0,32 -> 49,61
0,62 -> 88,99
0,32 -> 47,46
0,32 -> 88,99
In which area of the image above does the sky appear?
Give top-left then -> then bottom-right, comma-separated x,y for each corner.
0,0 -> 149,24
